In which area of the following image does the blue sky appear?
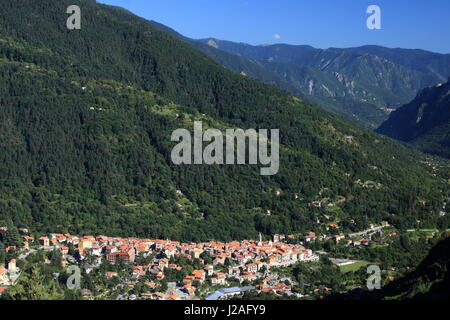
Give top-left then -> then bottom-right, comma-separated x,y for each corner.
98,0 -> 450,53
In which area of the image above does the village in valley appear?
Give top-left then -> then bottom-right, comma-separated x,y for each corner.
2,186 -> 437,301
0,219 -> 401,300
1,228 -> 320,300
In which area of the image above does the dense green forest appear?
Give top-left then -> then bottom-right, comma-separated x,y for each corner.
0,0 -> 449,242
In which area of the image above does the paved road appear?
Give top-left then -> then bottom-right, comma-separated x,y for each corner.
18,249 -> 36,260
348,225 -> 387,238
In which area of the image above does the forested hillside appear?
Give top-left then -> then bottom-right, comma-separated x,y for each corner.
376,233 -> 450,300
0,0 -> 449,241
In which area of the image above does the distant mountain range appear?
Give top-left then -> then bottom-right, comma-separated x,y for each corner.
194,38 -> 450,129
147,20 -> 450,129
377,79 -> 450,158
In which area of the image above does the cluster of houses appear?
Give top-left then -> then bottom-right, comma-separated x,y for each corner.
35,232 -> 319,264
0,223 -> 326,300
128,235 -> 319,300
3,230 -> 320,300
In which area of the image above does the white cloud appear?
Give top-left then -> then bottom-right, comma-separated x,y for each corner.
273,33 -> 281,40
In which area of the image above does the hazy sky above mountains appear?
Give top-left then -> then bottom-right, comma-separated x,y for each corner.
98,0 -> 450,53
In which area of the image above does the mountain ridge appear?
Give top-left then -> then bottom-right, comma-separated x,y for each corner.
191,37 -> 450,128
146,21 -> 450,129
377,78 -> 450,158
